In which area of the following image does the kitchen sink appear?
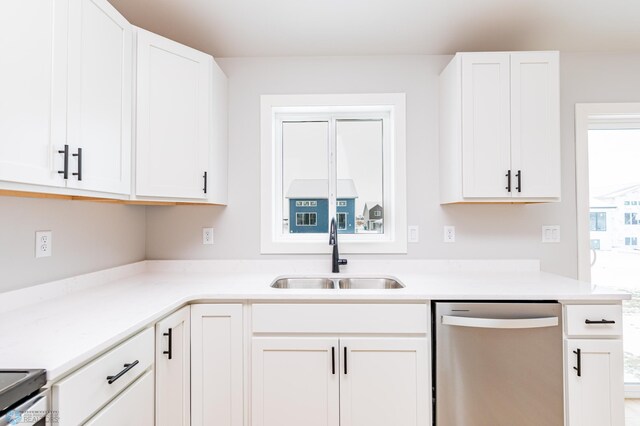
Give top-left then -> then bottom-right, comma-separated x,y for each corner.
270,278 -> 336,289
338,278 -> 404,289
270,277 -> 404,289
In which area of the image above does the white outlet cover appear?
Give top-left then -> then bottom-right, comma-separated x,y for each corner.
444,225 -> 455,243
542,225 -> 560,243
35,230 -> 52,258
202,228 -> 214,245
408,226 -> 419,243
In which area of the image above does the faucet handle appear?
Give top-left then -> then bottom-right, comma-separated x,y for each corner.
337,259 -> 347,266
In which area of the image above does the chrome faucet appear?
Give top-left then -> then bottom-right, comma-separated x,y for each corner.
329,218 -> 347,273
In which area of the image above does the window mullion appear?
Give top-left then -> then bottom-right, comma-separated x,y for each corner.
328,116 -> 337,229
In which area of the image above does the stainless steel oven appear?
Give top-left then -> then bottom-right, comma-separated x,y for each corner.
0,370 -> 48,426
433,302 -> 564,426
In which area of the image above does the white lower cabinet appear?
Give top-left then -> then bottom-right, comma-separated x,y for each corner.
340,338 -> 428,426
252,338 -> 340,426
252,337 -> 428,426
52,328 -> 154,426
84,369 -> 154,426
251,303 -> 430,426
191,304 -> 244,426
564,303 -> 625,426
155,306 -> 190,426
565,339 -> 624,426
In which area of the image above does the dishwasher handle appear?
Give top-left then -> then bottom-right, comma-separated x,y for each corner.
442,315 -> 559,329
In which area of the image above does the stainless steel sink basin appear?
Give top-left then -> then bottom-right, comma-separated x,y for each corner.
271,278 -> 335,289
338,278 -> 405,289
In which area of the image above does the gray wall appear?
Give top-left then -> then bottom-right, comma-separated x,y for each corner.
146,53 -> 640,278
4,53 -> 640,292
0,196 -> 146,292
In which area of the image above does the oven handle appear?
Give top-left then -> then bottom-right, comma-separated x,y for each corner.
442,315 -> 559,329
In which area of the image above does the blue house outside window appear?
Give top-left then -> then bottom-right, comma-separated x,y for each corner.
286,179 -> 358,234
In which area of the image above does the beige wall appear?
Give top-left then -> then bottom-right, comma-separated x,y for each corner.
145,53 -> 640,278
0,196 -> 146,292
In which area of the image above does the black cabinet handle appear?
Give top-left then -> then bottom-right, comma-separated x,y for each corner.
515,170 -> 522,193
72,148 -> 82,181
344,347 -> 348,375
331,347 -> 335,375
505,170 -> 511,192
163,328 -> 172,359
203,171 -> 208,194
58,145 -> 69,179
573,349 -> 581,377
106,360 -> 139,384
585,319 -> 616,324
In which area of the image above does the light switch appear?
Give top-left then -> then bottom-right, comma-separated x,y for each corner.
542,226 -> 560,243
408,226 -> 419,243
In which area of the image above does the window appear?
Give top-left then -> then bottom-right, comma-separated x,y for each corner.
261,94 -> 407,254
625,237 -> 638,246
590,212 -> 607,231
296,213 -> 317,227
337,212 -> 347,230
625,213 -> 640,225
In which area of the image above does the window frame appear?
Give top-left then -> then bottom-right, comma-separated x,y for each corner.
296,212 -> 317,227
260,93 -> 407,254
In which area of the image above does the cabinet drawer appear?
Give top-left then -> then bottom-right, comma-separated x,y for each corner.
52,328 -> 154,426
85,369 -> 154,426
252,304 -> 428,334
565,305 -> 622,337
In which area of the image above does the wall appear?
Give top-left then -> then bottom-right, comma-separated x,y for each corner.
146,53 -> 635,278
0,196 -> 146,292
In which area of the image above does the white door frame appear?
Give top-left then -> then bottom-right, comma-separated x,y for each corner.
575,103 -> 640,397
575,102 -> 640,282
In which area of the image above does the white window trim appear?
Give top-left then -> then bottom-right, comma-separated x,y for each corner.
261,93 -> 407,254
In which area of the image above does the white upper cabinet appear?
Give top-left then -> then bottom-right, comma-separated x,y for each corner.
66,0 -> 132,195
0,1 -> 68,188
0,0 -> 132,196
461,53 -> 512,198
440,51 -> 560,203
510,52 -> 561,199
135,28 -> 211,200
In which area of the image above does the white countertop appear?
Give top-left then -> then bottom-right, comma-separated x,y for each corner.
0,259 -> 629,383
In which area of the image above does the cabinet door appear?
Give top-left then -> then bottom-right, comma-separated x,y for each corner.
66,0 -> 132,195
510,52 -> 560,199
461,53 -> 511,198
339,338 -> 429,426
136,28 -> 211,200
566,339 -> 624,426
84,369 -> 154,426
191,304 -> 243,426
156,306 -> 190,426
252,338 -> 340,426
0,0 -> 67,187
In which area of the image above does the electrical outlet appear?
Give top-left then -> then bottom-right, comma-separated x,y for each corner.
444,226 -> 455,243
542,225 -> 561,243
408,226 -> 419,243
202,228 -> 214,245
35,231 -> 52,258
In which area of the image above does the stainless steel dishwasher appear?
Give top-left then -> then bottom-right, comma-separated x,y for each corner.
433,302 -> 563,426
